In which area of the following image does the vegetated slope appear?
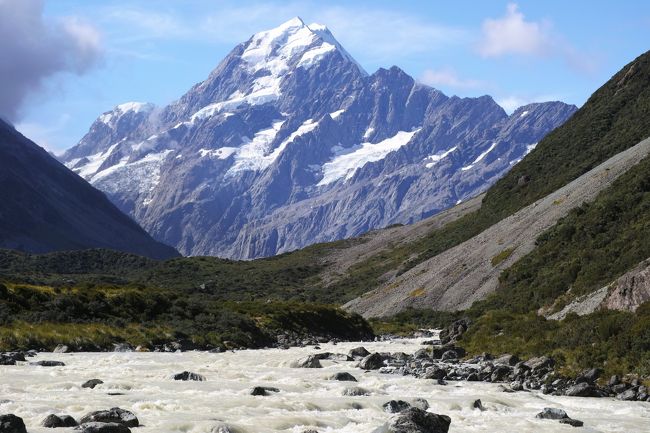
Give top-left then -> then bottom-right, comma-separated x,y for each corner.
0,120 -> 179,260
344,136 -> 650,317
328,50 -> 650,306
62,17 -> 575,259
0,248 -> 373,351
473,149 -> 650,316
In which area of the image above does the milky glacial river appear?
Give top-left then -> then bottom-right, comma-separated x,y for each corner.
1,338 -> 648,433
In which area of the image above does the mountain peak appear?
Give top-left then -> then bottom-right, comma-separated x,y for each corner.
241,17 -> 366,75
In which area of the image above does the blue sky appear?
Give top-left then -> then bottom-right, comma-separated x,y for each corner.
8,0 -> 650,153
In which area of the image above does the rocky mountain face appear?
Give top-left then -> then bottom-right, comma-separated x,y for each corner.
0,119 -> 179,260
62,17 -> 576,258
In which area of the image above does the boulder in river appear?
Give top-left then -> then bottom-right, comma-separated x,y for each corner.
348,347 -> 370,359
42,414 -> 78,428
173,371 -> 206,381
412,398 -> 429,411
0,414 -> 27,433
79,408 -> 139,427
30,360 -> 65,367
250,386 -> 280,396
291,355 -> 322,368
559,418 -> 584,427
536,408 -> 568,420
82,379 -> 104,389
383,400 -> 411,413
472,399 -> 485,411
388,407 -> 451,433
358,353 -> 384,370
76,422 -> 131,433
329,372 -> 357,382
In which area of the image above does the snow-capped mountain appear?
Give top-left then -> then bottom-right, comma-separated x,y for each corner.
61,17 -> 577,258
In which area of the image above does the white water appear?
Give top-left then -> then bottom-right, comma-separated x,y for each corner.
1,338 -> 648,433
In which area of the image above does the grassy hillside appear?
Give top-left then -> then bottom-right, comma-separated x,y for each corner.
0,249 -> 373,351
341,51 -> 650,282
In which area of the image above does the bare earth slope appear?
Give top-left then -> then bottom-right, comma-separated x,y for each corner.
345,136 -> 650,317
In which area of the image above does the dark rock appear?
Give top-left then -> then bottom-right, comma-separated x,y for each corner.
536,408 -> 568,420
493,354 -> 519,366
576,368 -> 601,384
423,366 -> 446,380
472,399 -> 485,411
348,347 -> 371,359
440,350 -> 458,361
608,375 -> 621,386
329,372 -> 357,382
342,387 -> 370,396
82,379 -> 104,389
30,360 -> 65,367
413,349 -> 430,359
388,407 -> 451,433
565,382 -> 598,397
79,408 -> 139,427
383,400 -> 411,413
76,423 -> 131,433
42,414 -> 78,428
466,373 -> 480,381
250,386 -> 280,396
436,379 -> 448,386
517,175 -> 531,186
173,371 -> 206,381
412,398 -> 429,411
611,383 -> 628,394
490,365 -> 512,382
523,356 -> 554,372
559,419 -> 584,427
0,414 -> 27,433
616,389 -> 637,401
291,355 -> 322,368
439,318 -> 470,345
358,353 -> 384,370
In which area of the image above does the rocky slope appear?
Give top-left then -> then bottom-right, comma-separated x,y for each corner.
0,119 -> 179,259
345,136 -> 650,317
61,17 -> 576,258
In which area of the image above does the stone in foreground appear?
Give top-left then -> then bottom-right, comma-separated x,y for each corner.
42,414 -> 78,428
173,371 -> 206,381
0,414 -> 27,433
388,407 -> 451,433
79,408 -> 139,427
76,422 -> 131,433
536,408 -> 568,420
329,372 -> 357,382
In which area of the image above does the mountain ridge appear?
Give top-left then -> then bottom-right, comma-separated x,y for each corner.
0,119 -> 179,260
61,17 -> 576,258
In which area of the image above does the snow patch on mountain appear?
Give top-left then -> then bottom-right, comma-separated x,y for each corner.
92,149 -> 173,201
461,142 -> 498,171
425,146 -> 458,168
319,129 -> 420,186
199,147 -> 238,159
99,102 -> 154,125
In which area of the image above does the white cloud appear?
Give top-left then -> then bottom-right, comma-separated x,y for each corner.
478,3 -> 552,58
0,0 -> 102,121
419,67 -> 483,90
496,93 -> 565,114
